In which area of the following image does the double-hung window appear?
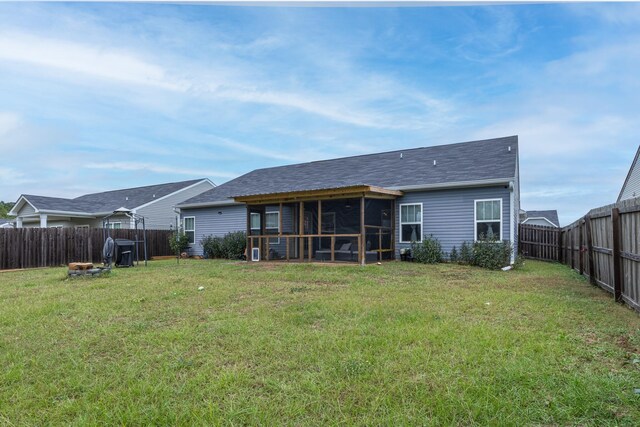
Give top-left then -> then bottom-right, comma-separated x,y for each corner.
250,213 -> 261,234
475,199 -> 502,241
183,217 -> 195,245
400,203 -> 422,243
265,211 -> 279,244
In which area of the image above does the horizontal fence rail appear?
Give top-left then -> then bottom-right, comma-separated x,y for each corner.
519,197 -> 640,313
0,228 -> 174,270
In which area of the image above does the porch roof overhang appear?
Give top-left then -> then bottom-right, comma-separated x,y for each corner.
233,185 -> 403,205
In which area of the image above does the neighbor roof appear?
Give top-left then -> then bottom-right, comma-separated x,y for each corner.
523,210 -> 559,227
13,179 -> 207,215
618,145 -> 640,202
179,136 -> 518,207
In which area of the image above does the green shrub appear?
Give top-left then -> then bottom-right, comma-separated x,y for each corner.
471,239 -> 512,270
460,241 -> 473,264
449,246 -> 459,263
169,231 -> 190,255
201,231 -> 247,259
221,231 -> 247,259
201,235 -> 224,259
411,235 -> 443,264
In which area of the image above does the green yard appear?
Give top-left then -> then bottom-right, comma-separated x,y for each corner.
1,259 -> 639,425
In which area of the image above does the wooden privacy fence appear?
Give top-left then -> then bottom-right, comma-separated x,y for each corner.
519,197 -> 640,312
518,224 -> 560,261
0,228 -> 174,270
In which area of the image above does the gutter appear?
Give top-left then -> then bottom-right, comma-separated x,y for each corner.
387,178 -> 515,192
176,199 -> 244,209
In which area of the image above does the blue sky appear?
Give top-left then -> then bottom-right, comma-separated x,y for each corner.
0,2 -> 639,225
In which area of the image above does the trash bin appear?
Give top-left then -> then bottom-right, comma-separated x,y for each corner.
114,239 -> 135,267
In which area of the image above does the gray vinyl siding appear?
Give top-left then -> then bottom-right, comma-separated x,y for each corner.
513,158 -> 520,260
181,204 -> 247,256
395,186 -> 512,258
137,180 -> 215,230
16,202 -> 36,216
620,157 -> 640,201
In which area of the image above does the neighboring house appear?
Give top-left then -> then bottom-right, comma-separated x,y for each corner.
0,219 -> 14,228
8,179 -> 215,230
177,136 -> 520,264
618,145 -> 640,202
521,210 -> 559,228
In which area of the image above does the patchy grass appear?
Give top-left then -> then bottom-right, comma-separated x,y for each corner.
0,260 -> 639,425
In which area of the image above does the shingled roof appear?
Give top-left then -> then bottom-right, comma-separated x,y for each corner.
179,136 -> 519,207
15,179 -> 206,215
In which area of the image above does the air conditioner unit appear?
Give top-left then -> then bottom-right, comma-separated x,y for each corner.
251,247 -> 260,262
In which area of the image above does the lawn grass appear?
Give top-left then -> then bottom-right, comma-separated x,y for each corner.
1,259 -> 639,425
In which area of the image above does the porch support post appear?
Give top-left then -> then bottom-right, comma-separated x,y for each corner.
391,200 -> 396,260
246,206 -> 252,261
16,217 -> 23,228
299,202 -> 304,261
40,214 -> 48,228
360,196 -> 365,266
318,200 -> 322,235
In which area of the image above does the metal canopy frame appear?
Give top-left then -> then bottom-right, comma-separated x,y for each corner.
101,208 -> 148,267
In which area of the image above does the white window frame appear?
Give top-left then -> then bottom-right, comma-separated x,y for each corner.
183,216 -> 195,245
250,212 -> 261,231
108,222 -> 121,230
265,211 -> 280,245
474,198 -> 503,242
75,225 -> 90,229
399,202 -> 423,243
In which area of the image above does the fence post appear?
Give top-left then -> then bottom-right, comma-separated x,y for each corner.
585,215 -> 595,285
611,207 -> 623,302
570,227 -> 575,270
578,219 -> 584,275
557,228 -> 563,263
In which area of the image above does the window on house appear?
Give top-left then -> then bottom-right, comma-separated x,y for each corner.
265,212 -> 279,230
265,212 -> 279,244
108,222 -> 121,229
250,213 -> 261,231
183,217 -> 195,245
400,203 -> 422,243
475,199 -> 502,241
75,225 -> 90,229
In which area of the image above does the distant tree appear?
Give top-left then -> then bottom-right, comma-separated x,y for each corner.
0,201 -> 15,219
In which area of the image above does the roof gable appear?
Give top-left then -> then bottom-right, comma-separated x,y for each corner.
12,179 -> 210,215
180,136 -> 519,206
523,210 -> 559,227
618,145 -> 640,202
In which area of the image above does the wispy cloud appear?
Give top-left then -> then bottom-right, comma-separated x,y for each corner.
83,162 -> 237,179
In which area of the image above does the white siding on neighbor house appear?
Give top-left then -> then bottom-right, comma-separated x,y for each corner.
15,202 -> 36,217
620,154 -> 640,201
181,204 -> 247,256
395,185 -> 512,258
523,218 -> 557,227
137,180 -> 215,230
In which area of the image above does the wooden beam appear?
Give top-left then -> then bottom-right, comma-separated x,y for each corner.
299,202 -> 304,261
579,218 -> 584,275
279,203 -> 283,238
557,228 -> 563,264
360,196 -> 365,266
318,200 -> 322,235
611,207 -> 622,302
585,215 -> 595,285
233,185 -> 403,204
246,207 -> 251,261
391,201 -> 396,260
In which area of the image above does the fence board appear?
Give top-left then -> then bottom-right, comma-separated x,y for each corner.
0,228 -> 173,270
